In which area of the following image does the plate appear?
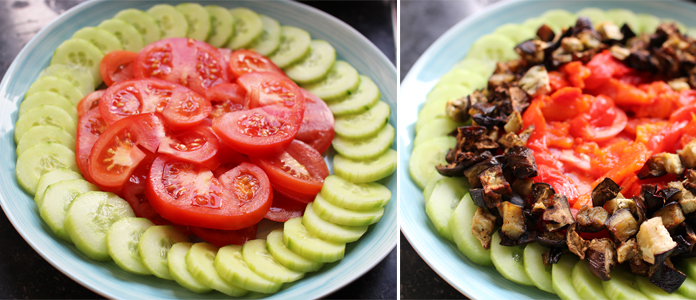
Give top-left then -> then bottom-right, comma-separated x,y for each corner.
0,0 -> 396,298
399,0 -> 696,299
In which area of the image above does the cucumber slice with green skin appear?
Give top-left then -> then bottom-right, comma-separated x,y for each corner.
268,26 -> 311,69
34,168 -> 82,207
423,173 -> 446,205
426,177 -> 469,242
541,9 -> 577,30
452,58 -> 496,78
186,242 -> 249,297
576,8 -> 609,26
677,276 -> 696,299
302,61 -> 360,102
312,194 -> 383,226
285,40 -> 336,84
333,149 -> 397,183
26,76 -> 84,105
681,257 -> 696,278
553,255 -> 582,300
328,75 -> 380,117
38,64 -> 94,95
635,274 -> 689,300
661,18 -> 687,33
449,193 -> 492,266
320,175 -> 391,211
414,118 -> 464,147
266,229 -> 323,272
606,9 -> 640,32
147,4 -> 188,39
434,69 -> 487,91
248,15 -> 281,56
571,260 -> 610,300
523,242 -> 554,293
16,143 -> 78,195
227,8 -> 263,50
98,19 -> 145,52
426,84 -> 471,104
408,136 -> 456,189
243,239 -> 304,283
39,179 -> 99,242
467,34 -> 519,62
64,191 -> 135,261
140,225 -> 190,280
334,100 -> 390,139
204,5 -> 234,48
636,14 -> 660,35
602,267 -> 647,300
176,3 -> 211,41
283,217 -> 345,263
303,203 -> 367,244
490,231 -> 534,286
493,23 -> 536,44
72,27 -> 123,54
115,8 -> 161,45
106,217 -> 154,275
214,245 -> 283,293
417,87 -> 471,132
332,123 -> 394,160
14,105 -> 76,143
20,91 -> 77,122
522,17 -> 548,34
168,242 -> 212,294
17,126 -> 76,157
50,39 -> 104,85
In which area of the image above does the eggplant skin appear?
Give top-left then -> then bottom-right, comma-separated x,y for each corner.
636,217 -> 677,265
577,206 -> 608,233
567,224 -> 588,260
586,238 -> 616,281
501,201 -> 526,240
605,208 -> 638,242
472,207 -> 497,250
592,177 -> 621,207
652,202 -> 686,231
649,260 -> 687,294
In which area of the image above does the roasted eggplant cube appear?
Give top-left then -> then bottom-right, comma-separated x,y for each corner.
567,224 -> 589,260
576,206 -> 609,233
642,184 -> 665,216
542,247 -> 564,265
479,165 -> 512,195
542,194 -> 575,231
638,155 -> 669,179
586,238 -> 616,281
649,259 -> 687,294
503,146 -> 538,178
470,188 -> 500,209
472,207 -> 497,250
535,230 -> 567,249
531,182 -> 555,215
616,238 -> 639,264
668,181 -> 696,215
636,217 -> 677,265
652,202 -> 686,231
678,139 -> 696,169
511,178 -> 534,198
501,201 -> 526,240
605,208 -> 638,242
591,177 -> 621,207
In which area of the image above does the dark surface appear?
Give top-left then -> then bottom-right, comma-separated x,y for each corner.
0,0 -> 396,299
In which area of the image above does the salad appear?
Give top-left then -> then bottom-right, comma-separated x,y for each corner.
410,7 -> 696,299
13,2 -> 395,297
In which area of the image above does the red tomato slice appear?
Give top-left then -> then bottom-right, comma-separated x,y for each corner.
228,50 -> 285,79
158,126 -> 220,170
272,182 -> 317,203
237,72 -> 306,111
147,158 -> 272,230
569,95 -> 627,142
76,108 -> 109,184
190,225 -> 257,247
250,139 -> 329,195
592,78 -> 651,106
295,89 -> 335,153
204,82 -> 247,119
212,106 -> 303,155
99,78 -> 211,130
670,105 -> 696,123
540,87 -> 591,122
133,38 -> 229,95
100,50 -> 138,87
77,90 -> 105,118
533,164 -> 580,205
264,190 -> 307,222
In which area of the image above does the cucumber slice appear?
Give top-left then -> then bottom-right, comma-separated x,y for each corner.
176,3 -> 211,41
16,143 -> 78,195
64,191 -> 135,261
522,17 -> 551,34
302,61 -> 360,102
333,149 -> 397,183
39,179 -> 99,242
414,118 -> 464,147
303,203 -> 367,244
115,8 -> 161,45
449,193 -> 492,266
268,26 -> 311,68
602,267 -> 646,300
334,101 -> 390,139
493,23 -> 536,44
227,8 -> 263,50
327,75 -> 380,117
312,194 -> 383,226
681,257 -> 696,278
416,86 -> 471,132
283,217 -> 345,263
606,9 -> 640,32
38,64 -> 94,95
98,19 -> 145,52
332,123 -> 394,160
285,40 -> 336,84
147,4 -> 188,39
186,242 -> 249,296
408,136 -> 456,189
553,255 -> 582,300
204,5 -> 234,48
266,229 -> 323,273
72,27 -> 123,54
214,245 -> 283,293
26,76 -> 84,105
248,15 -> 281,56
541,9 -> 577,30
14,105 -> 76,143
16,126 -> 76,157
426,177 -> 469,242
677,276 -> 696,299
426,84 -> 471,104
523,242 -> 554,293
20,91 -> 77,122
434,69 -> 487,91
571,260 -> 610,300
635,274 -> 688,300
661,18 -> 687,33
490,231 -> 534,286
452,58 -> 497,78
168,242 -> 212,294
106,217 -> 154,275
34,168 -> 82,207
423,173 -> 446,205
50,39 -> 104,85
320,175 -> 391,211
637,14 -> 660,35
576,8 -> 609,26
243,239 -> 304,283
139,225 -> 190,280
467,34 -> 519,62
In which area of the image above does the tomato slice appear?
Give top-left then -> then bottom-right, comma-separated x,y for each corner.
264,190 -> 307,222
237,72 -> 306,111
99,78 -> 211,130
228,50 -> 285,79
77,90 -> 105,118
133,38 -> 229,95
76,108 -> 109,184
533,164 -> 580,205
272,182 -> 317,203
158,126 -> 220,170
250,140 -> 329,195
569,95 -> 627,142
295,89 -> 335,153
204,82 -> 247,119
212,106 -> 303,155
190,225 -> 257,247
147,158 -> 272,230
100,50 -> 138,87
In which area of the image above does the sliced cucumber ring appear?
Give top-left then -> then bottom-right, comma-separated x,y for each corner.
426,177 -> 469,242
26,76 -> 84,105
576,8 -> 609,26
282,217 -> 345,263
552,255 -> 582,300
408,136 -> 455,189
328,75 -> 381,117
176,3 -> 211,41
147,4 -> 188,39
115,8 -> 161,45
541,9 -> 577,30
467,34 -> 519,62
452,58 -> 497,78
33,168 -> 82,207
72,27 -> 123,54
39,179 -> 99,242
214,244 -> 283,293
14,105 -> 76,143
423,173 -> 446,205
636,13 -> 660,35
414,118 -> 464,147
204,5 -> 234,48
303,203 -> 367,244
98,18 -> 145,52
571,259 -> 610,300
606,9 -> 640,32
320,175 -> 391,211
334,100 -> 390,139
449,193 -> 492,266
635,273 -> 688,300
50,39 -> 104,85
248,15 -> 281,56
285,40 -> 336,84
269,26 -> 311,68
302,60 -> 360,102
522,242 -> 554,293
19,91 -> 77,122
266,229 -> 323,273
312,194 -> 383,226
140,225 -> 190,280
601,267 -> 646,300
242,239 -> 304,283
434,69 -> 487,91
38,64 -> 94,95
186,242 -> 249,296
227,8 -> 263,50
106,217 -> 154,275
332,123 -> 394,160
333,149 -> 396,184
490,231 -> 534,286
493,23 -> 536,44
168,242 -> 212,294
16,143 -> 78,196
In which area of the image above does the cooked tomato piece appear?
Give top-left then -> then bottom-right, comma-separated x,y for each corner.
592,78 -> 651,106
534,164 -> 580,205
190,224 -> 257,247
158,126 -> 220,170
541,87 -> 591,122
264,190 -> 307,222
76,108 -> 109,184
100,50 -> 138,87
295,89 -> 335,153
681,117 -> 696,148
133,38 -> 229,95
670,105 -> 696,123
204,83 -> 247,119
236,72 -> 306,111
561,61 -> 590,89
249,140 -> 329,195
548,71 -> 570,91
585,50 -> 634,90
646,121 -> 688,154
569,95 -> 627,142
228,50 -> 285,79
77,90 -> 105,118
